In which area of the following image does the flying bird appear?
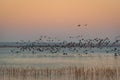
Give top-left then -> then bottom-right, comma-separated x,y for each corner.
77,24 -> 81,27
77,24 -> 88,27
84,24 -> 88,26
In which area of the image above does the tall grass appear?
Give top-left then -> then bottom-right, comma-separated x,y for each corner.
0,66 -> 120,80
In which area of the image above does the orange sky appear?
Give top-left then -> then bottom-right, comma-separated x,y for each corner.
0,0 -> 120,41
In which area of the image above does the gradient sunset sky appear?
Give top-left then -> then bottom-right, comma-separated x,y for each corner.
0,0 -> 120,42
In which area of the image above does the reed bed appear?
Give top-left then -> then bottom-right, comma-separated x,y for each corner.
0,66 -> 120,80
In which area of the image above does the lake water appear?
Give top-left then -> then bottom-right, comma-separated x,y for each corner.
0,47 -> 120,67
0,47 -> 120,80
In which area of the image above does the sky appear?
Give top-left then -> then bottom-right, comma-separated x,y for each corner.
0,0 -> 120,42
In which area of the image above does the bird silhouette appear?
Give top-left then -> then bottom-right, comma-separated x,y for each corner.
77,24 -> 88,27
84,24 -> 88,26
77,24 -> 81,27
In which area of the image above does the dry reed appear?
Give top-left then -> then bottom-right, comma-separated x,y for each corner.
0,66 -> 120,80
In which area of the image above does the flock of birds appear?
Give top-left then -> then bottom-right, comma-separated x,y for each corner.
10,24 -> 120,56
77,24 -> 88,27
10,35 -> 120,57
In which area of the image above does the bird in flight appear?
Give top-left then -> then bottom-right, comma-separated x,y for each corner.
77,24 -> 88,27
77,24 -> 81,27
84,24 -> 88,26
